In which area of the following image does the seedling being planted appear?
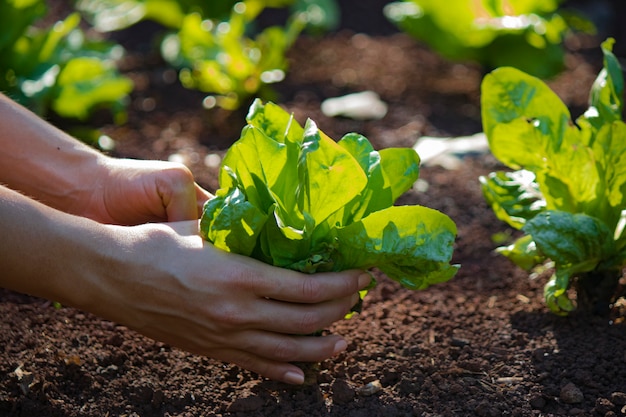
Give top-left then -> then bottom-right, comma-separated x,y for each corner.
201,99 -> 458,306
480,39 -> 626,316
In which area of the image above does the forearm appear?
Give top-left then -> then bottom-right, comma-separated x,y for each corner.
0,93 -> 107,214
0,184 -> 114,309
0,184 -> 365,384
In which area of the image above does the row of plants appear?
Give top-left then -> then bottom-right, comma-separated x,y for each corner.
0,0 -> 339,122
0,0 -> 133,122
2,1 -> 623,319
198,38 -> 626,321
1,0 -> 592,122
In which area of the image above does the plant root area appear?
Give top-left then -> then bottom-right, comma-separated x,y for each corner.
2,2 -> 626,416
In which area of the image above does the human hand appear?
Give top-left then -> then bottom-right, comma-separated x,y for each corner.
81,157 -> 213,225
87,220 -> 371,385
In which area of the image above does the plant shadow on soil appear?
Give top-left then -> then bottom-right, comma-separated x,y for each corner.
2,1 -> 626,417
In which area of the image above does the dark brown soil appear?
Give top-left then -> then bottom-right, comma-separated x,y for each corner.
2,2 -> 626,416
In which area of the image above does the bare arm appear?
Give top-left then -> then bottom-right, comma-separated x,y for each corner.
0,93 -> 211,224
0,184 -> 369,384
0,94 -> 370,384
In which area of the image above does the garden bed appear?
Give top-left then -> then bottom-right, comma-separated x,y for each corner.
2,2 -> 626,416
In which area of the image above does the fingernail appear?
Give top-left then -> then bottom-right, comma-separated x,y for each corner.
284,371 -> 305,385
333,339 -> 348,355
358,272 -> 373,289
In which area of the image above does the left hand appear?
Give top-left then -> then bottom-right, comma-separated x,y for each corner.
79,157 -> 213,225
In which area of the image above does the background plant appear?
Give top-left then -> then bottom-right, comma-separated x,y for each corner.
480,38 -> 626,316
384,0 -> 592,79
0,0 -> 133,122
76,0 -> 340,110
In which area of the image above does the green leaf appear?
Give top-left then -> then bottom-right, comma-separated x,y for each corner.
384,0 -> 572,78
336,133 -> 390,222
200,186 -> 268,256
495,234 -> 545,271
335,206 -> 458,290
334,136 -> 420,224
201,100 -> 458,294
543,271 -> 575,316
298,119 -> 368,225
53,57 -> 133,120
246,99 -> 304,145
585,38 -> 624,132
379,147 -> 421,202
589,121 -> 626,230
481,66 -> 574,171
523,211 -> 615,272
479,170 -> 545,229
220,125 -> 290,211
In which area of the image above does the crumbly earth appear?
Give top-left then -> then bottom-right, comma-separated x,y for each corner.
2,2 -> 626,416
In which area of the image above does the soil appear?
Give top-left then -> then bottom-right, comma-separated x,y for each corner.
2,2 -> 626,416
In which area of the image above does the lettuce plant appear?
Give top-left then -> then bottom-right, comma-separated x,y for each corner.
201,100 -> 458,293
384,0 -> 583,79
78,0 -> 338,110
0,0 -> 132,121
480,39 -> 626,315
161,1 -> 304,110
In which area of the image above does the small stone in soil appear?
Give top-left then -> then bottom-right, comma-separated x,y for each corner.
356,379 -> 382,396
560,382 -> 584,404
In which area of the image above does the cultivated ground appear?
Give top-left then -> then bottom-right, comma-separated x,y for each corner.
2,1 -> 626,416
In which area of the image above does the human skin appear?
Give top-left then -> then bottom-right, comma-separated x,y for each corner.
0,94 -> 370,385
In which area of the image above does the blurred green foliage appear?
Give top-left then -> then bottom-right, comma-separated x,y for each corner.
161,1 -> 304,110
384,0 -> 593,79
0,0 -> 133,121
76,0 -> 340,109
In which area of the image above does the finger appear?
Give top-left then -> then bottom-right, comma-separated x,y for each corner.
194,183 -> 214,217
157,167 -> 199,222
246,293 -> 360,335
209,333 -> 349,384
211,349 -> 308,384
256,268 -> 372,304
235,331 -> 348,363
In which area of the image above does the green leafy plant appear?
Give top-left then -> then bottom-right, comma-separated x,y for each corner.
75,0 -> 240,31
0,0 -> 133,121
480,38 -> 626,315
161,1 -> 305,110
201,99 -> 458,294
78,0 -> 339,110
384,0 -> 587,79
76,0 -> 339,33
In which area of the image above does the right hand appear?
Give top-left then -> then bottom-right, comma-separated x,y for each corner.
87,220 -> 371,385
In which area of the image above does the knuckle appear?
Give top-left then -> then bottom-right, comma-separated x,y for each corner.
343,273 -> 360,294
159,163 -> 195,190
167,162 -> 194,179
301,277 -> 323,302
212,304 -> 247,328
271,339 -> 299,361
297,310 -> 323,334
